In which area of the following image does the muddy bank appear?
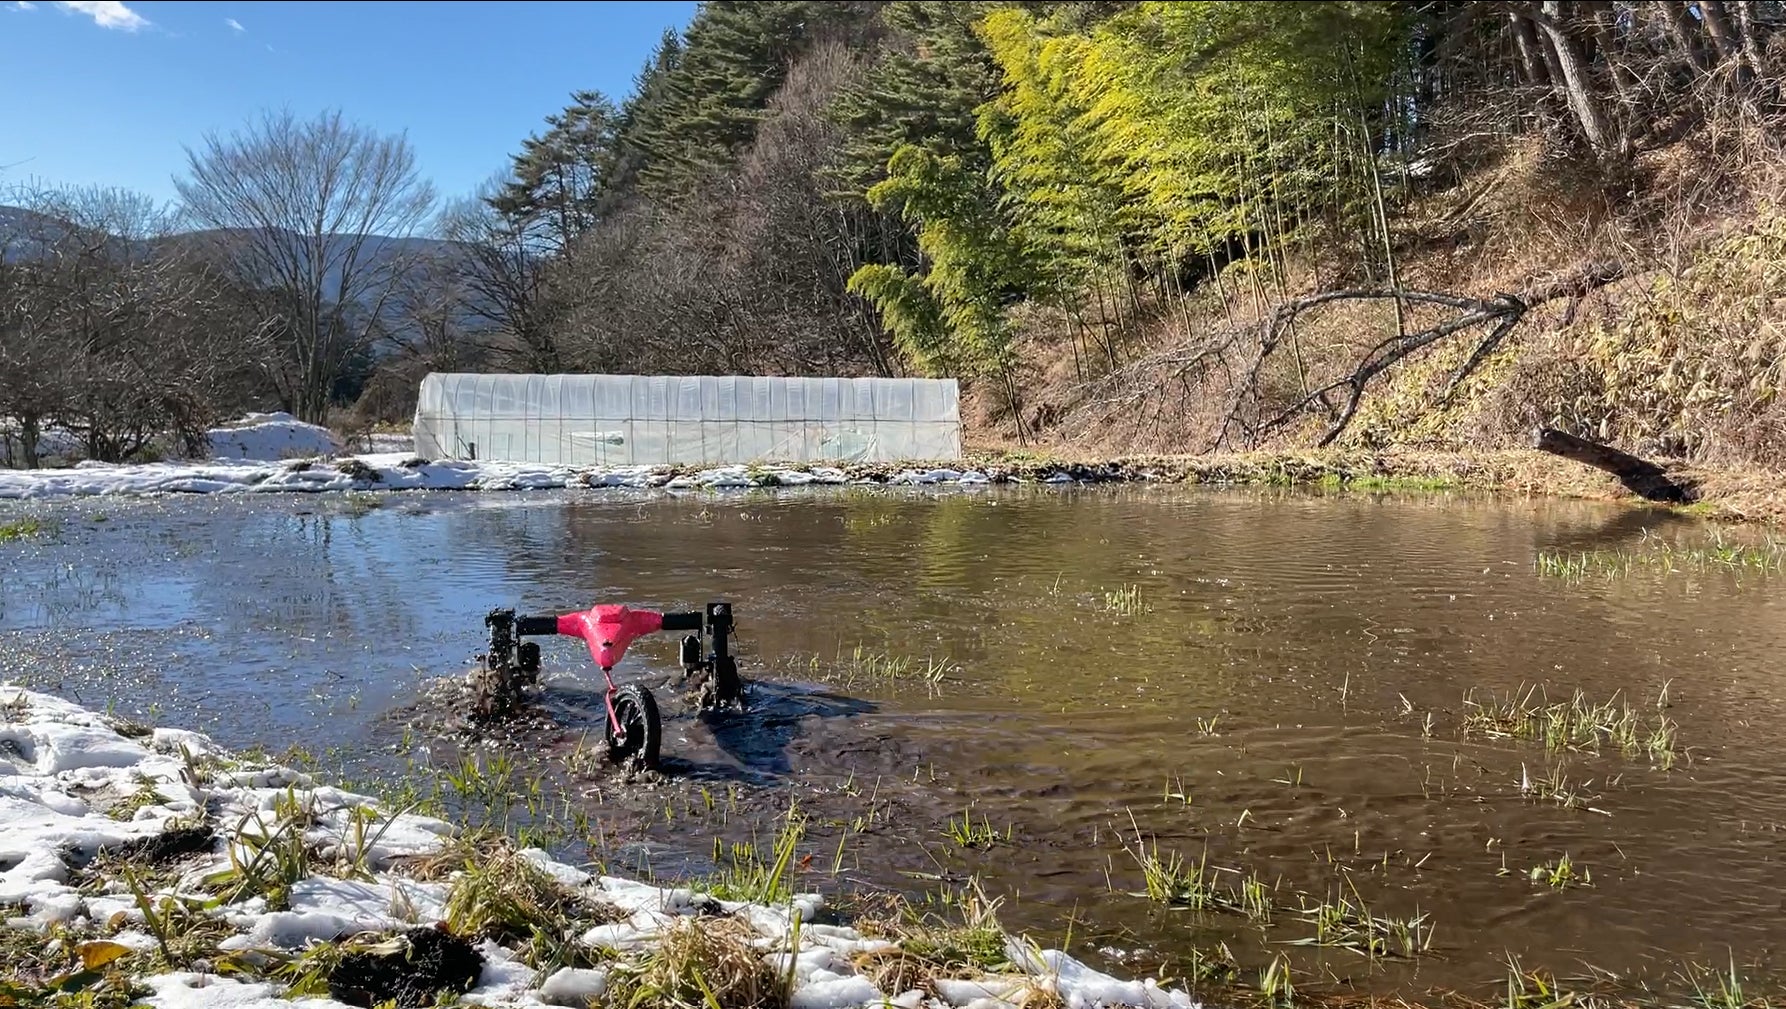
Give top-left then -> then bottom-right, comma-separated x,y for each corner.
0,685 -> 1194,1009
929,447 -> 1786,523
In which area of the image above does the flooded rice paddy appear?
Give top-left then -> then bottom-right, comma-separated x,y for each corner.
3,485 -> 1784,1000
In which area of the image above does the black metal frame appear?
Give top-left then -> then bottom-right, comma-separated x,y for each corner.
481,602 -> 744,713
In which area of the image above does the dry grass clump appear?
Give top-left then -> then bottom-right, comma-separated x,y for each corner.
434,833 -> 625,951
602,916 -> 785,1009
849,885 -> 1014,999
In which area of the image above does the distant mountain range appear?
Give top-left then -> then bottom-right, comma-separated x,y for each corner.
0,204 -> 467,309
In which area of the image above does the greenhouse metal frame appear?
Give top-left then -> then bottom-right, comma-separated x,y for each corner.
411,373 -> 961,466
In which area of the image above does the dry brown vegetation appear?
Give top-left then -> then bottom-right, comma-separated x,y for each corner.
968,115 -> 1786,513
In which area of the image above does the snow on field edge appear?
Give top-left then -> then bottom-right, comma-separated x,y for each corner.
0,685 -> 1196,1009
0,454 -> 1034,501
205,412 -> 346,461
4,412 -> 351,467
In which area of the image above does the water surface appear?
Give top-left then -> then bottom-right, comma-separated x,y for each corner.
3,485 -> 1782,996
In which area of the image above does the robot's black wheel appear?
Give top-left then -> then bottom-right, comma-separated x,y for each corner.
606,684 -> 661,769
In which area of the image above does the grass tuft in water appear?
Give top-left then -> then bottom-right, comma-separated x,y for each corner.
1529,853 -> 1591,890
1536,531 -> 1786,580
1258,953 -> 1296,1007
943,806 -> 1010,850
1099,584 -> 1149,616
699,805 -> 806,905
1681,955 -> 1774,1009
1517,760 -> 1603,811
1120,821 -> 1274,922
1290,878 -> 1433,959
1502,959 -> 1581,1009
1181,942 -> 1241,988
1464,683 -> 1682,767
812,646 -> 954,694
0,518 -> 47,542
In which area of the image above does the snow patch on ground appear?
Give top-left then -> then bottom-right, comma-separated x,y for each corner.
0,420 -> 83,465
205,413 -> 344,462
0,410 -> 1100,499
0,685 -> 1194,1008
0,454 -> 1050,500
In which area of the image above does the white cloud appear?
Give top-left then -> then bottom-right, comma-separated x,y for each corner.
53,1 -> 149,31
224,16 -> 244,33
9,2 -> 39,12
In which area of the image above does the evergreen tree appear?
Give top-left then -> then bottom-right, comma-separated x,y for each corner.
490,90 -> 621,253
831,1 -> 1008,196
630,1 -> 882,199
604,27 -> 684,211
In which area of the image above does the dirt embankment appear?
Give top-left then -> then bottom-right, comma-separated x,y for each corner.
957,133 -> 1786,526
931,446 -> 1782,525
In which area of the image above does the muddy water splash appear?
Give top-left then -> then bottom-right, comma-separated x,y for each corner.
3,486 -> 1784,996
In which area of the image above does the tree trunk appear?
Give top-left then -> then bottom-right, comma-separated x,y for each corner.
20,413 -> 41,470
1533,428 -> 1696,503
1733,0 -> 1767,75
1699,0 -> 1746,63
1510,11 -> 1555,85
1535,2 -> 1624,159
1585,1 -> 1641,105
1668,1 -> 1713,72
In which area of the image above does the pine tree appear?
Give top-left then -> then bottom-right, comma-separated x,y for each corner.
489,90 -> 621,253
629,1 -> 881,199
604,27 -> 684,212
831,0 -> 1007,196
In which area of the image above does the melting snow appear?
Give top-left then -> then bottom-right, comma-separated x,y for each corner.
0,414 -> 1090,500
205,413 -> 344,461
0,454 -> 1045,500
0,685 -> 1196,1008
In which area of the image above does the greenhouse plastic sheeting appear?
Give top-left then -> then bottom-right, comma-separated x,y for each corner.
411,373 -> 961,466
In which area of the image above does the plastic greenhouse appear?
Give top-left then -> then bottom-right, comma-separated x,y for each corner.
411,373 -> 961,466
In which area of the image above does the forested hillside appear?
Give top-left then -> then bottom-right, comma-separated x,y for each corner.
7,1 -> 1784,470
455,0 -> 1786,468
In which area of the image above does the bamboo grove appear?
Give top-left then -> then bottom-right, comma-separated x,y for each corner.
470,0 -> 1783,446
12,1 -> 1780,460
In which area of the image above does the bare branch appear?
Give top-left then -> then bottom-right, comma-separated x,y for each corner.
175,109 -> 436,424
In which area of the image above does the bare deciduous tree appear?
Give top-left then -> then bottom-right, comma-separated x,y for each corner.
0,183 -> 269,466
1498,0 -> 1781,163
541,42 -> 898,381
440,191 -> 565,372
722,40 -> 897,377
176,109 -> 436,424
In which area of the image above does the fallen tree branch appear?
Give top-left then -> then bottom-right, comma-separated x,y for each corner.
1051,259 -> 1631,455
1254,295 -> 1527,445
1217,260 -> 1630,450
1216,287 -> 1526,449
1533,428 -> 1696,503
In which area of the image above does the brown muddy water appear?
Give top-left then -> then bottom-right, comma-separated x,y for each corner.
3,485 -> 1785,998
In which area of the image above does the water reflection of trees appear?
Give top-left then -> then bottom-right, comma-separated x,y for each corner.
537,488 -> 1266,713
59,487 -> 1783,767
0,559 -> 131,627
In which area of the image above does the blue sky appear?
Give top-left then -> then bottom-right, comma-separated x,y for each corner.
0,1 -> 698,208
